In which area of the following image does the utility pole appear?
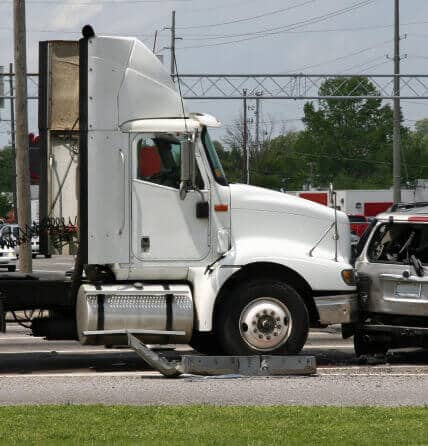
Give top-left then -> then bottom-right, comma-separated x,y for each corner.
13,0 -> 32,273
393,0 -> 401,204
9,63 -> 17,221
255,91 -> 262,153
243,89 -> 249,184
170,10 -> 176,78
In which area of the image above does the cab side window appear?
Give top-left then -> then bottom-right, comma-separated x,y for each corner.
137,136 -> 181,189
136,135 -> 205,190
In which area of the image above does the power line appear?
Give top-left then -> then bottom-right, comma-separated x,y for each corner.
176,0 -> 317,30
286,38 -> 393,73
340,56 -> 388,73
178,20 -> 428,40
177,0 -> 267,14
175,0 -> 375,50
253,149 -> 428,169
2,19 -> 428,40
223,118 -> 303,128
219,147 -> 428,170
355,60 -> 390,72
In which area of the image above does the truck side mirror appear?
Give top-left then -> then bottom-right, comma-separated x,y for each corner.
179,139 -> 195,200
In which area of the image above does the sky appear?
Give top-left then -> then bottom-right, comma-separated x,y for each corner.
1,0 -> 428,147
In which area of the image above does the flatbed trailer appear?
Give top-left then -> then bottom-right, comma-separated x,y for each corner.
0,272 -> 73,337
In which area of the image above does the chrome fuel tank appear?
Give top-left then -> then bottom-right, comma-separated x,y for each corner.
76,283 -> 193,345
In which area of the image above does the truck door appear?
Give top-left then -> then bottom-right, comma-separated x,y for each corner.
131,134 -> 210,261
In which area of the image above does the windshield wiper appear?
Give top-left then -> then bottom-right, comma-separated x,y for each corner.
410,254 -> 425,277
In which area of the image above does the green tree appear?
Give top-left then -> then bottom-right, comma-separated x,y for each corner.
0,146 -> 15,192
415,118 -> 428,137
301,76 -> 395,188
214,139 -> 242,183
0,194 -> 12,219
401,128 -> 428,185
218,78 -> 428,191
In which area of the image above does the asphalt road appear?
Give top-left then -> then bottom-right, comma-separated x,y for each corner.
22,254 -> 75,274
0,325 -> 427,406
0,256 -> 427,406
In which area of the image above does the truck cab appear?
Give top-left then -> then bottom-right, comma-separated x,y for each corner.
30,28 -> 359,356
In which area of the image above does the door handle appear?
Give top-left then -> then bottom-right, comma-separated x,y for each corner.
118,149 -> 126,235
141,237 -> 150,252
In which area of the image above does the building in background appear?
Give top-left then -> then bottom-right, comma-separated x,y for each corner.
288,180 -> 428,217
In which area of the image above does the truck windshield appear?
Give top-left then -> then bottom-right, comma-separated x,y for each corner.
368,223 -> 428,265
201,127 -> 228,186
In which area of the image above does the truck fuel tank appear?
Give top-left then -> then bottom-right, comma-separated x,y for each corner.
76,283 -> 193,345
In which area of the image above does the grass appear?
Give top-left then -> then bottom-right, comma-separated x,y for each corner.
0,405 -> 426,445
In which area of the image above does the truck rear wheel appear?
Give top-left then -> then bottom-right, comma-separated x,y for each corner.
216,280 -> 309,355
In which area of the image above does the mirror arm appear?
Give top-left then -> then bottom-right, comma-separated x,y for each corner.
179,135 -> 196,200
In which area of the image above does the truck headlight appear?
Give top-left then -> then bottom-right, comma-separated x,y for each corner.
7,252 -> 15,258
341,269 -> 356,286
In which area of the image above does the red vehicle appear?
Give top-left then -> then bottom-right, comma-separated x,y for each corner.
348,214 -> 369,237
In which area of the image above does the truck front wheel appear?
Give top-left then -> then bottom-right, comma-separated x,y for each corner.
216,280 -> 309,355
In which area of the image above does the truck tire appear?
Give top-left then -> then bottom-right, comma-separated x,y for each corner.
189,331 -> 224,355
216,280 -> 309,355
354,331 -> 388,357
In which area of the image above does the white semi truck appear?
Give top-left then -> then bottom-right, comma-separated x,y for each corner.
0,27 -> 357,356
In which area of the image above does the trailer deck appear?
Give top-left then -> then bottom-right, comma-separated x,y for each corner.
0,272 -> 73,333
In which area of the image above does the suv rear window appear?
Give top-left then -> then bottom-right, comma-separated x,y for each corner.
368,223 -> 428,264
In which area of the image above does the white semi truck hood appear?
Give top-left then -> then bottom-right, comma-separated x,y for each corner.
229,184 -> 351,263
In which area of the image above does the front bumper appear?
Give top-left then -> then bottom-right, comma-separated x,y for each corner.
0,256 -> 17,265
314,293 -> 359,325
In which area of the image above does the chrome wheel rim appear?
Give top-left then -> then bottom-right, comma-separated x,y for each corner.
238,297 -> 292,351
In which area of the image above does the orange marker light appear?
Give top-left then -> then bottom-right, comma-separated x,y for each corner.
214,204 -> 228,212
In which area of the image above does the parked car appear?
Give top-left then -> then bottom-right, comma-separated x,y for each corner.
0,244 -> 17,272
349,205 -> 428,356
0,224 -> 19,249
0,224 -> 42,258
